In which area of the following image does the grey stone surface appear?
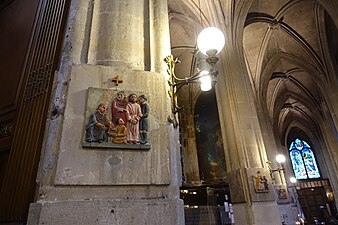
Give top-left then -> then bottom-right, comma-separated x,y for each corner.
28,199 -> 184,225
27,0 -> 183,224
232,202 -> 282,225
54,65 -> 172,186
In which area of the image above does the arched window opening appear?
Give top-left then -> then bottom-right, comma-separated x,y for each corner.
289,138 -> 321,180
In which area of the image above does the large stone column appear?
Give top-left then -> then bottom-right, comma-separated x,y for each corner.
27,0 -> 184,224
180,107 -> 201,184
214,2 -> 282,224
216,46 -> 282,224
320,105 -> 338,208
88,0 -> 145,69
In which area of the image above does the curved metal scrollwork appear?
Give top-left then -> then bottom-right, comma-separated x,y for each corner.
164,54 -> 217,128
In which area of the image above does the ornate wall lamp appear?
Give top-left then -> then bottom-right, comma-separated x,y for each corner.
290,176 -> 297,184
267,154 -> 286,183
164,27 -> 225,128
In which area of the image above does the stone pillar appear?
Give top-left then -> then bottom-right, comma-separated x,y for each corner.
149,0 -> 171,72
325,87 -> 338,135
180,108 -> 201,184
88,0 -> 146,69
215,28 -> 282,225
27,0 -> 184,224
320,105 -> 338,208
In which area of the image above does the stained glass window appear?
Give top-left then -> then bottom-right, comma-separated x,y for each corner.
289,138 -> 320,179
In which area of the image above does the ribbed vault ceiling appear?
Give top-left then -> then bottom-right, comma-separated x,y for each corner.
243,0 -> 334,143
168,0 -> 337,145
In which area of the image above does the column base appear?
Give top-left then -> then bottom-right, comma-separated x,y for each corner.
28,198 -> 184,225
232,201 -> 282,225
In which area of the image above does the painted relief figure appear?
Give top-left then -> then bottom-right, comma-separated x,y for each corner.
110,117 -> 127,144
138,94 -> 149,144
85,103 -> 112,143
111,91 -> 128,126
277,186 -> 288,199
252,171 -> 269,193
126,93 -> 142,144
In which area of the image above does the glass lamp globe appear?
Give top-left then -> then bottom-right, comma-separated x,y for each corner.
276,154 -> 286,163
197,27 -> 225,56
199,71 -> 212,91
290,177 -> 297,184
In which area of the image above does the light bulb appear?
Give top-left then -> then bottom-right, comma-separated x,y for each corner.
290,177 -> 297,184
197,27 -> 225,56
276,154 -> 286,163
199,71 -> 212,91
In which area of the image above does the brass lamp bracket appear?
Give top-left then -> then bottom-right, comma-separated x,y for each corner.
163,54 -> 219,128
267,160 -> 285,181
164,55 -> 181,128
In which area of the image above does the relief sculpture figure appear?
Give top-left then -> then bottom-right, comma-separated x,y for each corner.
85,103 -> 112,143
111,91 -> 128,126
110,117 -> 127,144
138,94 -> 149,144
126,93 -> 142,144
